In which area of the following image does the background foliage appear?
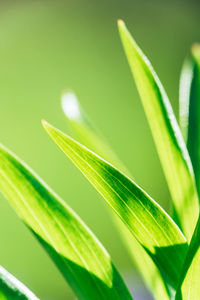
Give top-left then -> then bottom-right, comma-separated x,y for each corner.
0,0 -> 199,299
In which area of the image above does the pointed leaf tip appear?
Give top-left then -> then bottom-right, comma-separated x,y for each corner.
0,140 -> 133,300
117,19 -> 126,30
41,119 -> 46,125
62,93 -> 170,300
43,121 -> 188,289
191,43 -> 200,62
42,120 -> 56,137
118,20 -> 199,240
41,119 -> 51,129
117,19 -> 124,25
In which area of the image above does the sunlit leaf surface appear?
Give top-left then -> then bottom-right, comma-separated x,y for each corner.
179,44 -> 200,197
175,216 -> 200,300
118,20 -> 199,240
43,120 -> 188,289
175,44 -> 200,300
61,91 -> 170,300
0,144 -> 132,300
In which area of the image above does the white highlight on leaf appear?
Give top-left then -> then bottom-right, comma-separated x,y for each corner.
62,92 -> 81,120
0,266 -> 39,299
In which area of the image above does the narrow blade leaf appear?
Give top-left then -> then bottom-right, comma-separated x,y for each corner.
0,144 -> 133,300
179,44 -> 200,196
62,91 -> 170,300
175,215 -> 200,299
0,266 -> 39,300
175,44 -> 200,300
179,56 -> 195,143
118,20 -> 199,240
43,120 -> 188,289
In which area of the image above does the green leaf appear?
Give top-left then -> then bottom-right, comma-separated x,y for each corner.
118,20 -> 199,240
61,91 -> 127,174
179,44 -> 200,197
175,44 -> 200,300
43,120 -> 188,289
179,56 -> 194,143
61,91 -> 170,300
175,216 -> 200,300
0,144 -> 133,300
0,265 -> 39,300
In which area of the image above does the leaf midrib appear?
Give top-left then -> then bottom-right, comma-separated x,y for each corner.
0,163 -> 118,300
55,134 -> 186,281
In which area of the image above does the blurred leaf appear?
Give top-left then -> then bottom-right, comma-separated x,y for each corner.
179,44 -> 200,196
61,91 -> 170,300
61,92 -> 128,174
0,265 -> 39,300
0,144 -> 133,300
118,20 -> 199,240
179,57 -> 194,142
175,216 -> 200,299
43,120 -> 188,289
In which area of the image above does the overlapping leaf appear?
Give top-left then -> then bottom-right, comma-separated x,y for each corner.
118,20 -> 199,240
175,44 -> 200,300
175,216 -> 200,299
43,120 -> 188,289
61,91 -> 170,299
0,144 -> 132,300
179,44 -> 200,196
0,265 -> 39,300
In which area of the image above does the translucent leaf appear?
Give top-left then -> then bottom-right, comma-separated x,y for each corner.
0,144 -> 132,300
43,120 -> 188,289
118,20 -> 199,240
61,91 -> 170,300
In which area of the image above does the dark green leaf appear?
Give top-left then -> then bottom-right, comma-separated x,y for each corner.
175,216 -> 200,299
179,44 -> 200,197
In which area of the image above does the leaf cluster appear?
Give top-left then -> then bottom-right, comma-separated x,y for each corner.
0,20 -> 200,300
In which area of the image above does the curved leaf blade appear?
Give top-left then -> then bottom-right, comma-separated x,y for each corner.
0,144 -> 133,300
179,44 -> 200,197
179,56 -> 195,143
118,20 -> 199,240
0,266 -> 39,300
175,45 -> 200,300
43,120 -> 188,289
175,216 -> 200,300
62,92 -> 170,300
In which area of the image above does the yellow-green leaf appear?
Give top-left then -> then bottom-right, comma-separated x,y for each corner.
179,44 -> 200,197
0,144 -> 133,300
118,20 -> 199,240
43,120 -> 188,289
175,215 -> 200,299
175,44 -> 200,300
61,91 -> 170,300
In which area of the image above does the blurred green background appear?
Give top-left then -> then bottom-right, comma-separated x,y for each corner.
0,0 -> 199,299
